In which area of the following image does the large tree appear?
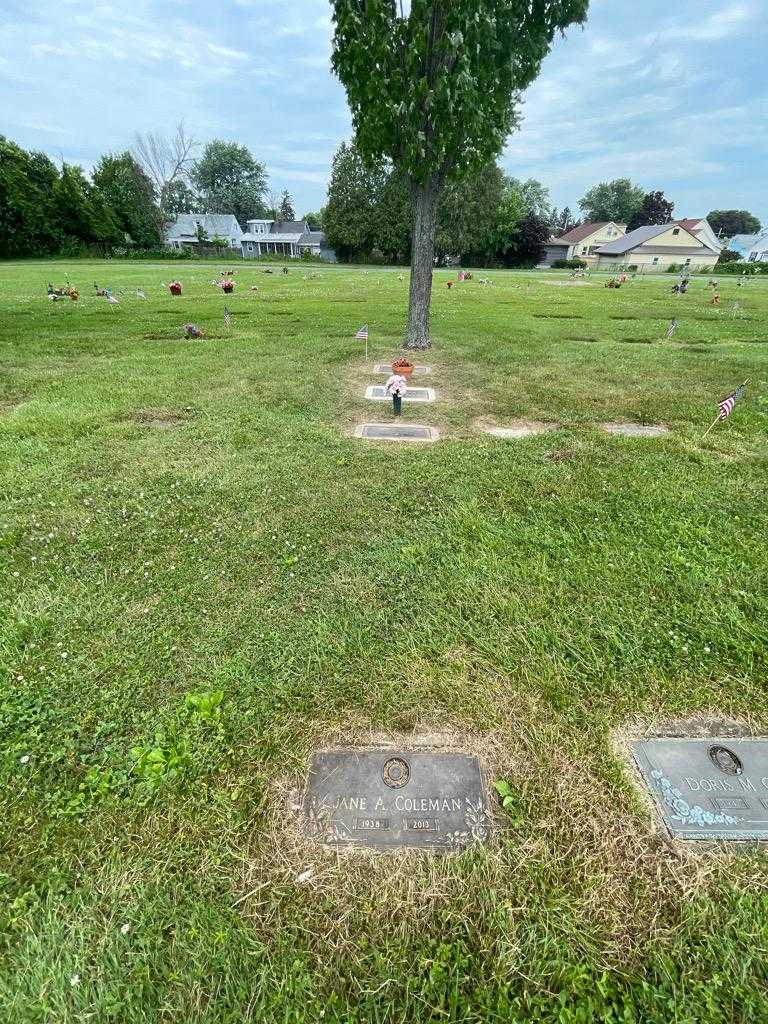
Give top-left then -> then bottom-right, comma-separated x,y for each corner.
625,189 -> 674,231
436,163 -> 506,263
92,152 -> 162,248
331,0 -> 589,349
323,142 -> 385,261
278,190 -> 296,221
191,141 -> 269,227
707,209 -> 761,238
579,178 -> 644,226
133,122 -> 198,229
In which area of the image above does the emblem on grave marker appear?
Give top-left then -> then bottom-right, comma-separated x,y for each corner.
382,756 -> 410,789
708,745 -> 743,776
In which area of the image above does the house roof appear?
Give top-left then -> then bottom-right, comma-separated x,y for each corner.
165,214 -> 242,240
306,231 -> 326,244
596,223 -> 707,255
557,222 -> 609,244
241,232 -> 303,243
728,232 -> 762,250
271,220 -> 307,235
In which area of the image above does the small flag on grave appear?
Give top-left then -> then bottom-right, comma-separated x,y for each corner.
223,306 -> 231,329
356,323 -> 369,358
702,380 -> 749,439
665,318 -> 677,339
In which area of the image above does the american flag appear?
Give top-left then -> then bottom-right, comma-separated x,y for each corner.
223,306 -> 231,329
718,383 -> 746,421
665,318 -> 677,338
355,324 -> 369,340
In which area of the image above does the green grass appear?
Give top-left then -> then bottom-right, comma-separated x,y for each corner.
1,259 -> 768,1022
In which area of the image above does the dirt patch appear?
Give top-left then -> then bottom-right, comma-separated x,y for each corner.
479,418 -> 559,439
566,335 -> 598,343
122,407 -> 195,428
610,316 -> 639,321
544,448 -> 577,462
601,422 -> 669,438
533,313 -> 584,320
621,337 -> 654,344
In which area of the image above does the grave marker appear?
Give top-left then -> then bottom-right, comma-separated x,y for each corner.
304,749 -> 491,850
633,737 -> 768,840
601,423 -> 669,438
365,385 -> 435,402
483,421 -> 557,439
355,423 -> 438,442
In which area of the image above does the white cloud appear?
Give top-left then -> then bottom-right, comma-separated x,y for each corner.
647,0 -> 756,43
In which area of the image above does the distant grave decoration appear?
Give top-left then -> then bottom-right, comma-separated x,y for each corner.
183,323 -> 204,339
169,281 -> 182,296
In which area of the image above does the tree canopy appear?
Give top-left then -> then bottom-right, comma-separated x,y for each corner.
191,141 -> 269,227
707,209 -> 761,238
92,152 -> 161,248
278,190 -> 296,221
626,190 -> 675,232
579,178 -> 644,225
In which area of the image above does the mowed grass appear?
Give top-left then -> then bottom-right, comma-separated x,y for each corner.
1,259 -> 768,1022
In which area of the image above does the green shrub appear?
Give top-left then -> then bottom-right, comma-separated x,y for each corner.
717,260 -> 768,274
551,258 -> 587,269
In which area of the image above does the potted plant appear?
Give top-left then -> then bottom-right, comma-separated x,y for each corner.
169,280 -> 182,296
391,356 -> 415,379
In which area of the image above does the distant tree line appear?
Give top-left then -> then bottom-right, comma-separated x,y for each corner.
0,127 -> 309,259
323,142 -> 554,267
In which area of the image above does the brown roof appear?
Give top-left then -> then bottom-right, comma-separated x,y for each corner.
674,218 -> 703,232
557,222 -> 610,244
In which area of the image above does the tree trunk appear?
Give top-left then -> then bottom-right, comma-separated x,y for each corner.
405,177 -> 440,350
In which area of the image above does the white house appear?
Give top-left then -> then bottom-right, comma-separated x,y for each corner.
164,214 -> 243,251
671,218 -> 723,253
240,219 -> 335,260
745,231 -> 768,262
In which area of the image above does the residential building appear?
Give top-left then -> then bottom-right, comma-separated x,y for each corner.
540,222 -> 626,267
240,219 -> 336,260
672,218 -> 722,253
726,233 -> 762,258
594,223 -> 719,272
165,214 -> 243,251
745,231 -> 768,262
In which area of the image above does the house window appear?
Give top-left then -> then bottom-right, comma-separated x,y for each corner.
581,246 -> 588,254
761,251 -> 768,260
247,244 -> 253,252
652,257 -> 659,264
672,228 -> 680,235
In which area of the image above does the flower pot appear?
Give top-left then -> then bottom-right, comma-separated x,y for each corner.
392,363 -> 414,379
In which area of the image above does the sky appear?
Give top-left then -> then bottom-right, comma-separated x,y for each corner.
2,0 -> 766,226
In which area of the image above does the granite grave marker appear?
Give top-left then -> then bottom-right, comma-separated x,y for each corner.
355,423 -> 438,442
365,385 -> 436,403
304,749 -> 491,850
633,737 -> 768,840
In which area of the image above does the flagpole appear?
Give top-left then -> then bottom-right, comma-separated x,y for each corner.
701,415 -> 721,440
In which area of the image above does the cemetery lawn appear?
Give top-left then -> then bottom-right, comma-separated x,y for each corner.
3,259 -> 768,1023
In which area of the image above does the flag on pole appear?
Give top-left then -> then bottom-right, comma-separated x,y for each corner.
718,382 -> 747,421
355,324 -> 369,340
223,306 -> 231,329
665,318 -> 677,339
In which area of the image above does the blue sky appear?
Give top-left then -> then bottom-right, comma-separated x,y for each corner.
2,0 -> 766,225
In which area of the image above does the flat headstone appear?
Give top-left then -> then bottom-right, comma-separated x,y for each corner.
304,749 -> 491,851
483,420 -> 557,439
374,364 -> 431,375
633,738 -> 768,840
365,385 -> 436,402
355,423 -> 438,442
601,423 -> 669,438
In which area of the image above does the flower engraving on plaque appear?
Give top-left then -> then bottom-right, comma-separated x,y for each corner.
650,769 -> 739,827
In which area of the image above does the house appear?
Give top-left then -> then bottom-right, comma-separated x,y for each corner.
672,218 -> 722,253
744,231 -> 768,262
240,219 -> 336,261
165,214 -> 243,251
594,222 -> 719,272
725,233 -> 762,258
540,222 -> 626,267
